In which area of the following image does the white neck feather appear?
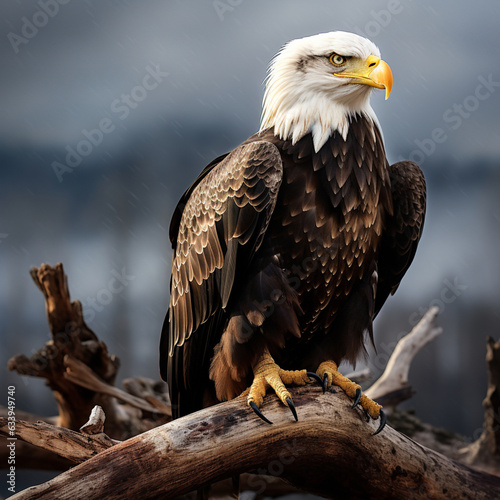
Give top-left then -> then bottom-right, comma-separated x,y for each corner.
260,79 -> 379,152
258,32 -> 381,152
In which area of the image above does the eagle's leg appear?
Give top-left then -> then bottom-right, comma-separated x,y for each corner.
245,348 -> 318,424
317,361 -> 386,435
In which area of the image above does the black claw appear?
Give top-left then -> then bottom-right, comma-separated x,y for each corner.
351,388 -> 362,408
363,408 -> 370,423
372,409 -> 387,436
286,397 -> 298,421
307,371 -> 323,385
249,401 -> 273,425
322,373 -> 329,394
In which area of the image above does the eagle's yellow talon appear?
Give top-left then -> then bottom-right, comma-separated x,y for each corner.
317,360 -> 382,419
246,349 -> 308,421
360,394 -> 382,419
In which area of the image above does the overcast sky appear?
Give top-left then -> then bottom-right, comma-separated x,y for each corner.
1,0 -> 500,162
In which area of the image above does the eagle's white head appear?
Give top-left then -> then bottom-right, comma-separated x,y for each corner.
260,31 -> 393,152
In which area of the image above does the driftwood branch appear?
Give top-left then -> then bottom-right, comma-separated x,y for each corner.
63,355 -> 168,416
8,263 -> 121,432
366,306 -> 443,409
6,262 -> 500,497
0,406 -> 71,471
9,386 -> 500,500
0,415 -> 117,465
7,263 -> 171,441
460,337 -> 500,474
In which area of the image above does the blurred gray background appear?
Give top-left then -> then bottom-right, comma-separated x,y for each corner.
1,0 -> 499,494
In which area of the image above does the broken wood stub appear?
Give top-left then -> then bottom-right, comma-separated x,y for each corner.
462,337 -> 500,471
8,263 -> 120,432
484,337 -> 500,457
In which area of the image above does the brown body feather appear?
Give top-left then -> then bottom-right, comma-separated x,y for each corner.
160,114 -> 426,418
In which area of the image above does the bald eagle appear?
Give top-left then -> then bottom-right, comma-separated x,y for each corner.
160,31 -> 426,433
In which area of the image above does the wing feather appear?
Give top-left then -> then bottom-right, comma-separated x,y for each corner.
160,141 -> 283,417
375,160 -> 426,316
164,140 -> 283,358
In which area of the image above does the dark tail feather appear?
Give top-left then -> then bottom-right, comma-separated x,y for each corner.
159,309 -> 170,382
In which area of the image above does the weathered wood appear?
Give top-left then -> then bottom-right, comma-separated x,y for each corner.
366,306 -> 443,409
8,263 -> 121,433
121,377 -> 172,415
0,416 -> 117,464
460,337 -> 500,475
63,355 -> 168,415
0,406 -> 71,470
79,405 -> 107,435
7,263 -> 171,441
6,263 -> 500,497
9,386 -> 500,500
0,438 -> 72,471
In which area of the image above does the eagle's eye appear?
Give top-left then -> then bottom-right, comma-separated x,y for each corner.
329,54 -> 346,67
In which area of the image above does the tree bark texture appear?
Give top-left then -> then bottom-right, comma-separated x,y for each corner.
9,386 -> 500,500
6,264 -> 170,440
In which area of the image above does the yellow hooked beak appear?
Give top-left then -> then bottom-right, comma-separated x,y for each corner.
334,55 -> 393,100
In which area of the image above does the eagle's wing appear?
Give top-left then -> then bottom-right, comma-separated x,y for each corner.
375,160 -> 426,316
160,141 -> 283,416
